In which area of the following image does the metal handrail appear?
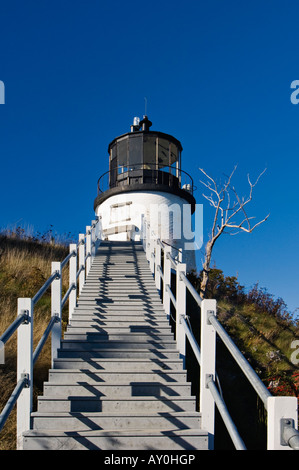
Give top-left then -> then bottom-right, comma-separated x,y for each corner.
61,250 -> 76,269
157,239 -> 164,250
76,265 -> 84,279
206,375 -> 247,450
180,316 -> 201,365
33,315 -> 59,366
166,252 -> 178,270
77,238 -> 85,250
178,267 -> 271,407
181,315 -> 247,449
61,283 -> 76,308
154,237 -> 203,307
0,312 -> 28,345
32,271 -> 59,305
178,265 -> 271,407
208,313 -> 272,408
0,377 -> 28,432
282,421 -> 299,450
157,265 -> 164,281
165,284 -> 176,309
180,271 -> 203,306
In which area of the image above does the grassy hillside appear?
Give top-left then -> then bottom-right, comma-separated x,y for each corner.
189,268 -> 298,381
0,230 -> 298,450
184,269 -> 299,449
0,231 -> 69,450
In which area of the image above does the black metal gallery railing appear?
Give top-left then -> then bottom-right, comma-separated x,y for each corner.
97,164 -> 194,196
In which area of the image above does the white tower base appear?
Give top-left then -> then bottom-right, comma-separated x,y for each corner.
96,190 -> 196,272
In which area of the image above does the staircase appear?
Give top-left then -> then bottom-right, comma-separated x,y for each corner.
23,241 -> 208,450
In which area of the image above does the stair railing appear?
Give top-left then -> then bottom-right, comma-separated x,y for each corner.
0,217 -> 102,449
140,217 -> 299,451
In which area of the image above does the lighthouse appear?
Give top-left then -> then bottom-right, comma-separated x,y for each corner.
94,116 -> 197,270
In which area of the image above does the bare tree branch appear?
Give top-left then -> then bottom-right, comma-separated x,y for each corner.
198,166 -> 269,299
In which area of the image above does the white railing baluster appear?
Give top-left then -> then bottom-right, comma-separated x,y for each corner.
149,232 -> 155,274
69,244 -> 77,322
140,214 -> 144,245
142,216 -> 146,251
91,220 -> 97,263
145,222 -> 151,262
200,299 -> 217,450
78,234 -> 85,294
154,238 -> 162,293
176,262 -> 187,367
86,226 -> 91,276
163,246 -> 172,319
16,297 -> 33,450
51,262 -> 62,368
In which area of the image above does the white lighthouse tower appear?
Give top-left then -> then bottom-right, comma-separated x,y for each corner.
94,116 -> 197,271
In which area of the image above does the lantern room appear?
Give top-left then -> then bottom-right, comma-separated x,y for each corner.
94,116 -> 195,211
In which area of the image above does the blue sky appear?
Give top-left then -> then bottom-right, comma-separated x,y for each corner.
0,1 -> 299,316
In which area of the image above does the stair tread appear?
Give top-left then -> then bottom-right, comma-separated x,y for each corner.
43,380 -> 192,385
48,368 -> 186,372
37,395 -> 196,401
24,428 -> 206,437
31,411 -> 200,417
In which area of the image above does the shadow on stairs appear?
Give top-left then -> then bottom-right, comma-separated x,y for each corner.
23,241 -> 208,450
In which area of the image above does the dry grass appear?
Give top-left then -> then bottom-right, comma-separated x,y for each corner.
0,236 -> 69,450
217,300 -> 299,378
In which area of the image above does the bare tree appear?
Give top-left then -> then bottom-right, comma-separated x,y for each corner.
199,165 -> 270,299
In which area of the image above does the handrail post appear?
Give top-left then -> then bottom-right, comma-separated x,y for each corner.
142,217 -> 147,251
86,226 -> 91,276
267,396 -> 298,450
140,214 -> 145,246
178,248 -> 183,263
51,262 -> 62,368
154,238 -> 162,293
16,297 -> 33,450
91,220 -> 97,264
69,244 -> 77,322
149,231 -> 155,274
200,299 -> 217,450
78,234 -> 85,294
145,222 -> 151,262
176,263 -> 187,367
163,246 -> 172,319
94,216 -> 102,250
